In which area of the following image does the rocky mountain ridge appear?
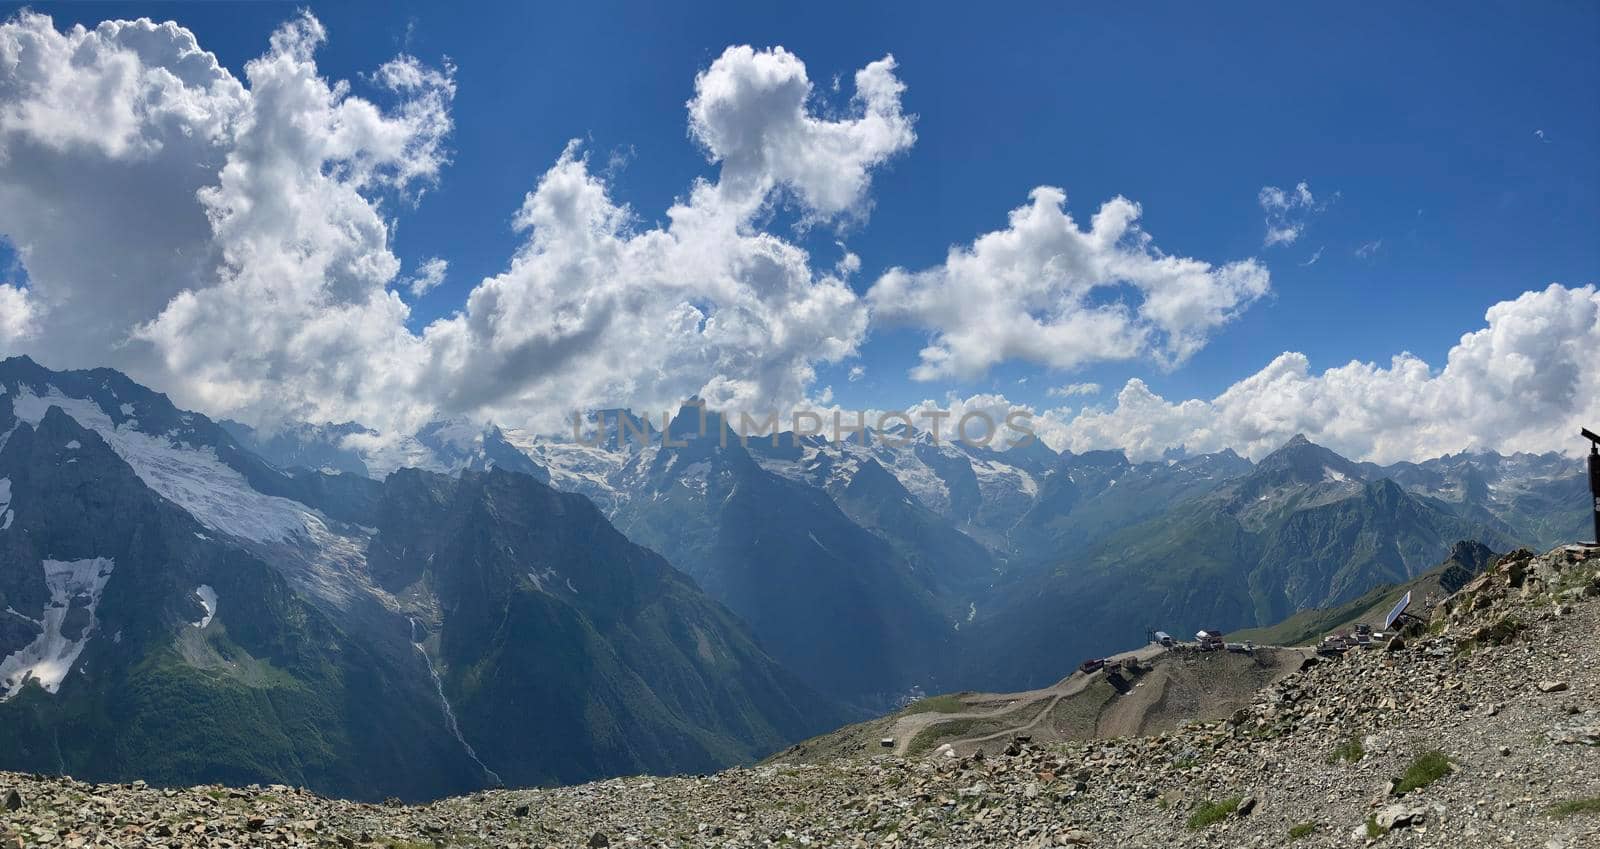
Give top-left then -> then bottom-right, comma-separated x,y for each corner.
0,358 -> 838,800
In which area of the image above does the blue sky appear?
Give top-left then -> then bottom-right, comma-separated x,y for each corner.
2,1 -> 1597,461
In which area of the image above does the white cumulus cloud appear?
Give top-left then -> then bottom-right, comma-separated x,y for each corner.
687,45 -> 914,220
0,14 -> 908,435
867,187 -> 1270,380
1047,284 -> 1600,462
0,12 -> 248,371
131,11 -> 453,429
0,283 -> 34,350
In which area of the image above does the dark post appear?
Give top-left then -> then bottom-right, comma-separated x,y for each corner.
1583,428 -> 1600,545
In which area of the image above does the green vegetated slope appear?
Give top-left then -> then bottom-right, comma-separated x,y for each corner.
1229,540 -> 1497,646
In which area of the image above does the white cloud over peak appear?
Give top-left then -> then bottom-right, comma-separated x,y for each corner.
1,12 -> 1588,467
0,12 -> 247,365
0,15 -> 905,434
130,11 -> 453,428
0,283 -> 33,347
411,44 -> 912,429
1046,284 -> 1600,463
867,187 -> 1271,380
415,135 -> 873,430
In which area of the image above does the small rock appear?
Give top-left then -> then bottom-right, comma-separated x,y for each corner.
1374,803 -> 1427,831
2,790 -> 20,811
1538,680 -> 1570,693
587,832 -> 610,848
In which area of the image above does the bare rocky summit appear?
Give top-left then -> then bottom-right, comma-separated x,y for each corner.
4,544 -> 1598,849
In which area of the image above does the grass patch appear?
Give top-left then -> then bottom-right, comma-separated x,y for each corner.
1288,822 -> 1316,839
1365,816 -> 1384,838
1547,797 -> 1600,818
1185,795 -> 1242,830
1326,737 -> 1365,765
898,694 -> 965,716
1392,750 -> 1453,796
904,718 -> 985,757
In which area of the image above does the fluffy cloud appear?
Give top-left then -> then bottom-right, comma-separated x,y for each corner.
0,14 -> 907,434
1048,284 -> 1600,462
131,12 -> 453,428
0,12 -> 247,370
868,187 -> 1271,380
417,137 -> 873,430
5,11 -> 1585,467
411,45 -> 910,430
0,284 -> 33,349
687,45 -> 914,219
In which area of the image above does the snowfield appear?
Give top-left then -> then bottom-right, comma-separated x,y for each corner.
13,387 -> 310,544
191,585 -> 218,629
11,385 -> 375,609
0,557 -> 116,700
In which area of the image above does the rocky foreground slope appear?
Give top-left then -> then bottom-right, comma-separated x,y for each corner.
4,544 -> 1599,848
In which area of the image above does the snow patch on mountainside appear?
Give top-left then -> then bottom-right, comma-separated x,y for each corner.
751,440 -> 958,513
13,386 -> 310,544
0,557 -> 115,700
191,585 -> 218,629
0,477 -> 11,532
11,386 -> 377,609
501,429 -> 627,505
972,458 -> 1038,498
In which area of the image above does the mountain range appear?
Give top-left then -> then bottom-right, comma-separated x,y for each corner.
0,355 -> 1589,797
0,357 -> 836,800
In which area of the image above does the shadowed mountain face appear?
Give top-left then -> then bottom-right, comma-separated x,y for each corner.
607,409 -> 960,712
0,359 -> 841,799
